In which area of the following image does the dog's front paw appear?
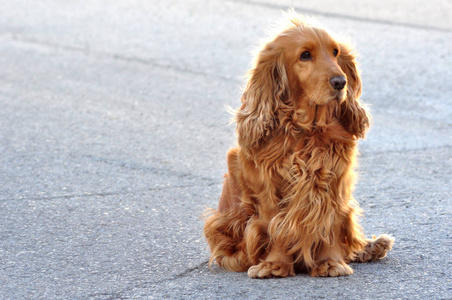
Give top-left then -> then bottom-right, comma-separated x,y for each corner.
310,260 -> 353,277
247,261 -> 295,279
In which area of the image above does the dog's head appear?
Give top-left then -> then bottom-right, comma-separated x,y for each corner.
236,15 -> 369,148
280,23 -> 350,105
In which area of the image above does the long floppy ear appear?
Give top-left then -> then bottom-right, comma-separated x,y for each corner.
337,43 -> 371,139
235,43 -> 289,149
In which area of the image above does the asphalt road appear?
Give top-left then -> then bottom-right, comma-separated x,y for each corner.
1,0 -> 451,299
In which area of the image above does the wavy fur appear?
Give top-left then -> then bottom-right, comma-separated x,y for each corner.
204,14 -> 394,278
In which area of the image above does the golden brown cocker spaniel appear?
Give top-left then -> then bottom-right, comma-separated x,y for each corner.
204,14 -> 394,278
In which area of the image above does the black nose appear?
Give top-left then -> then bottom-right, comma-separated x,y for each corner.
329,76 -> 346,90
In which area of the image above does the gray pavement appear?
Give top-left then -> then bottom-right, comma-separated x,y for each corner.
1,0 -> 451,299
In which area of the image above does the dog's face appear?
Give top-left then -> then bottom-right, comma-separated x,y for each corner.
280,27 -> 347,105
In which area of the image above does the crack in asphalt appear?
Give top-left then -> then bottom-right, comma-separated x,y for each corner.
226,0 -> 452,33
0,185 -> 188,202
6,34 -> 239,83
160,260 -> 209,283
87,260 -> 209,299
361,144 -> 452,158
0,151 -> 220,202
0,182 -> 219,202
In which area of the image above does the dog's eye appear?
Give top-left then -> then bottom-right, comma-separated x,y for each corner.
300,51 -> 311,61
333,49 -> 339,57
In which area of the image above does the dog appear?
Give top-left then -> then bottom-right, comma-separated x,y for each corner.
204,14 -> 394,278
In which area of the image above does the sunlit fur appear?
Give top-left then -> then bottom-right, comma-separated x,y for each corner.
204,14 -> 394,278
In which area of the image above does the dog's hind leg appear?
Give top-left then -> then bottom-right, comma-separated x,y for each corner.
204,207 -> 252,272
353,234 -> 395,263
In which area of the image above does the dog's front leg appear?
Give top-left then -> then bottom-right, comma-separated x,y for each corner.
309,240 -> 354,277
247,241 -> 295,279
